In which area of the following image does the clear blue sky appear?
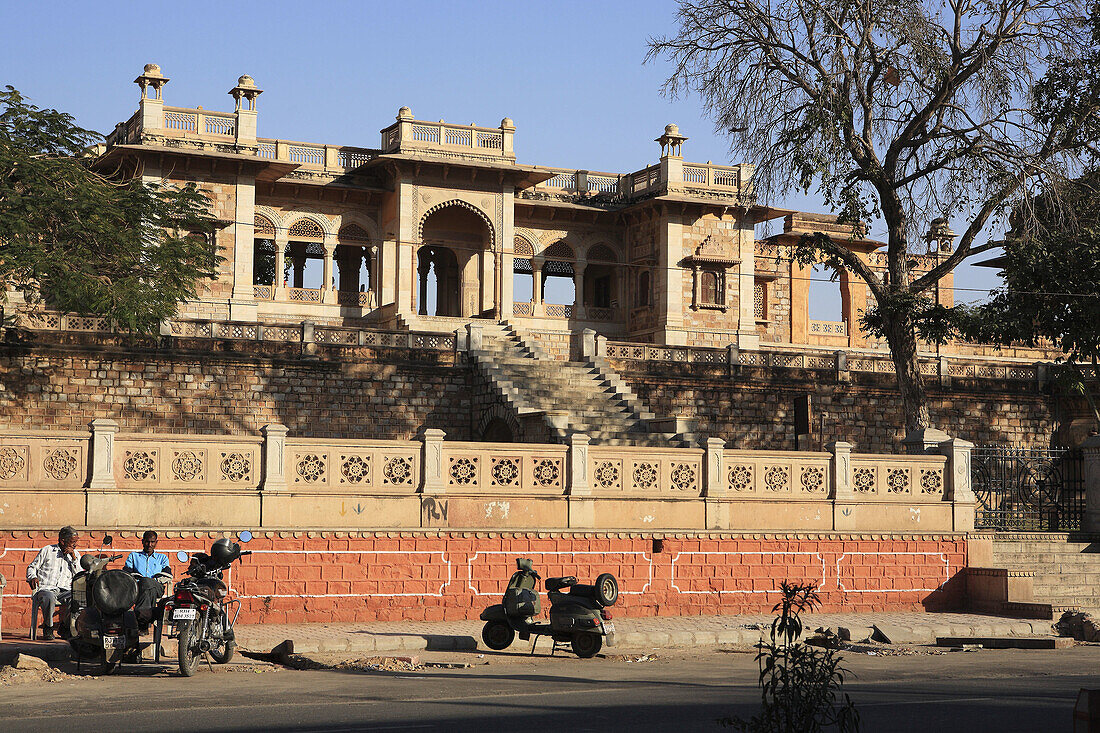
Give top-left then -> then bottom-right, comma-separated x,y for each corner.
1,0 -> 1001,315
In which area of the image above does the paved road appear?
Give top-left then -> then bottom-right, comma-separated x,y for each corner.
1,646 -> 1097,732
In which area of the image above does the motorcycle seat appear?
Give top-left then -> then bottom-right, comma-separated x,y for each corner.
545,576 -> 578,592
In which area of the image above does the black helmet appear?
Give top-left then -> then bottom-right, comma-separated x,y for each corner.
209,538 -> 240,565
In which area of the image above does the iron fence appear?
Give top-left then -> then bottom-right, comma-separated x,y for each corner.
972,445 -> 1084,531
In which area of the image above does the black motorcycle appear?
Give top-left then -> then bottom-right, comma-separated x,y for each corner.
61,536 -> 154,673
480,558 -> 619,658
157,531 -> 252,676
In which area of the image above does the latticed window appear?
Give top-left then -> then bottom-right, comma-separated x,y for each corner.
542,241 -> 574,260
754,280 -> 767,320
587,243 -> 617,263
700,268 -> 724,306
513,236 -> 534,257
288,218 -> 324,240
338,223 -> 370,241
254,215 -> 276,239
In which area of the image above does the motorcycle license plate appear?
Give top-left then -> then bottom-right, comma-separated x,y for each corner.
602,622 -> 615,635
173,608 -> 197,620
102,635 -> 125,649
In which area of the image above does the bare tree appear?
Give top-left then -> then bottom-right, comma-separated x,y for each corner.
649,0 -> 1100,436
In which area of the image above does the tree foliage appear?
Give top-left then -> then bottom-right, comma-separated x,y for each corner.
0,87 -> 221,334
720,582 -> 860,732
650,0 -> 1100,433
964,171 -> 1100,425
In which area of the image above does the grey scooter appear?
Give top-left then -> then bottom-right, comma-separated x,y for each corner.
479,558 -> 619,658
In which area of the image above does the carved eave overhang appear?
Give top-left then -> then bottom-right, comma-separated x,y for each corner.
95,144 -> 299,182
622,194 -> 793,225
513,196 -> 620,224
684,238 -> 738,267
765,230 -> 886,254
364,152 -> 554,190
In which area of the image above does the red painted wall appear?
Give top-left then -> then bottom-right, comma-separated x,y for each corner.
1,531 -> 967,632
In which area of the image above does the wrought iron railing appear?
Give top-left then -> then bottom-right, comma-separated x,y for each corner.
972,445 -> 1084,531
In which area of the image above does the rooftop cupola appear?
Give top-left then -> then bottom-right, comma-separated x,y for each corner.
134,63 -> 169,130
656,123 -> 687,158
229,74 -> 263,144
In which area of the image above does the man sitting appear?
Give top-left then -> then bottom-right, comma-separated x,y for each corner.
124,530 -> 171,630
26,526 -> 82,640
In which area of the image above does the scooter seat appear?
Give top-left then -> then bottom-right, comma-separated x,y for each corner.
545,576 -> 577,592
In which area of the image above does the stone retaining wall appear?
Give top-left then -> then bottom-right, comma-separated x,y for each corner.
0,530 -> 967,631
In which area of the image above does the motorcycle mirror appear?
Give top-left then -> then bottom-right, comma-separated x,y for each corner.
102,535 -> 113,546
238,530 -> 253,543
176,550 -> 188,563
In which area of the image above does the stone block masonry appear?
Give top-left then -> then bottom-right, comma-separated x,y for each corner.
0,530 -> 966,630
0,336 -> 474,440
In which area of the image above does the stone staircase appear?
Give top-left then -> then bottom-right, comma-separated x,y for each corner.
470,324 -> 689,447
991,534 -> 1100,616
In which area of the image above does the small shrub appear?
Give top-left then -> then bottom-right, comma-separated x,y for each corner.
719,582 -> 859,732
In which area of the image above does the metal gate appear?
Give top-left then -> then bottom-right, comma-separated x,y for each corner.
972,445 -> 1084,531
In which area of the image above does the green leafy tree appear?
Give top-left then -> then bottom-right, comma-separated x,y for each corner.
720,582 -> 860,732
965,172 -> 1100,428
0,86 -> 220,334
649,0 -> 1100,435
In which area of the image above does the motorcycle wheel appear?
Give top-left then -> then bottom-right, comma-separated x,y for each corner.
571,632 -> 602,659
176,619 -> 200,677
210,619 -> 236,664
481,620 -> 515,651
99,648 -> 123,675
594,573 -> 619,607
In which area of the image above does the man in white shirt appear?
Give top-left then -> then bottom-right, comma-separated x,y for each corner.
26,526 -> 81,640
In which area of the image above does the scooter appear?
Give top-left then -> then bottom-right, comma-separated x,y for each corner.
479,558 -> 619,658
60,536 -> 151,674
157,531 -> 252,676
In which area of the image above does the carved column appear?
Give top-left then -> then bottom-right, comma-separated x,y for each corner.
420,428 -> 447,494
703,437 -> 730,530
260,423 -> 288,492
828,440 -> 854,530
1081,436 -> 1100,533
573,264 -> 586,320
322,236 -> 337,304
88,419 -> 120,490
567,433 -> 595,528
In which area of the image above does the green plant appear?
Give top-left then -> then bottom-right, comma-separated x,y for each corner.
720,582 -> 859,732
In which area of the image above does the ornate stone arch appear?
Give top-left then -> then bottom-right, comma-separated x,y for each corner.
253,213 -> 277,239
584,242 -> 620,264
476,403 -> 522,443
284,210 -> 335,237
254,205 -> 286,235
335,213 -> 382,243
513,228 -> 539,256
536,232 -> 583,258
417,199 -> 495,247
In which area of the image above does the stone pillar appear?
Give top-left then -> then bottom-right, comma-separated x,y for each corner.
274,233 -> 288,300
229,174 -> 259,321
1081,436 -> 1100,532
573,264 -> 586,320
938,436 -> 976,532
467,322 -> 484,352
704,437 -> 730,529
902,427 -> 951,455
88,419 -> 120,490
259,424 -> 288,492
500,117 -> 515,159
420,428 -> 447,494
322,237 -> 337,304
735,220 -> 759,349
567,433 -> 594,528
581,329 -> 597,361
828,440 -> 854,531
229,75 -> 262,146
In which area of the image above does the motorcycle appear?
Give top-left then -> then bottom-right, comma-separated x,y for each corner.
479,558 -> 619,658
61,536 -> 157,674
157,531 -> 252,676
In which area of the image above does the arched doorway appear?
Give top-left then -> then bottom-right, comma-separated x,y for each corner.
336,223 -> 374,308
285,218 -> 325,291
540,241 -> 576,318
418,204 -> 494,318
481,417 -> 514,442
417,246 -> 461,316
583,243 -> 619,317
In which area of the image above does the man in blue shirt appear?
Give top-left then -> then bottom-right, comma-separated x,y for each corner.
124,530 -> 171,630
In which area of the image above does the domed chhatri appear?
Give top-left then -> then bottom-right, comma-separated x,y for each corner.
143,63 -> 165,78
656,122 -> 688,156
237,74 -> 257,88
